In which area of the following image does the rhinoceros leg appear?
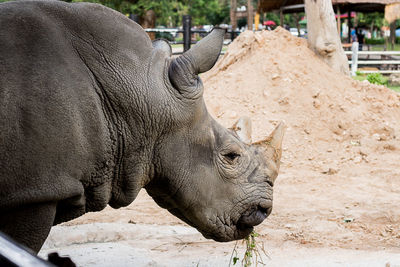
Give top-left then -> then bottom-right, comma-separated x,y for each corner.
0,202 -> 57,253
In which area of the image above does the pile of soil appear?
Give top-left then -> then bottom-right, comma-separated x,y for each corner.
201,27 -> 400,250
203,27 -> 400,171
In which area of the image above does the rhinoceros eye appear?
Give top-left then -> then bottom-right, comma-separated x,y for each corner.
224,152 -> 240,162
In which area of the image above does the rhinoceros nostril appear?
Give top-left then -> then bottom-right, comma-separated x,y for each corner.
258,205 -> 267,215
257,205 -> 272,217
260,205 -> 272,217
237,205 -> 272,229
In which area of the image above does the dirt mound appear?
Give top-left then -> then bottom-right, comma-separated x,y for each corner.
203,27 -> 400,171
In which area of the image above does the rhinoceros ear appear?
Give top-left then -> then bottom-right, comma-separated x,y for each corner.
230,116 -> 252,144
152,39 -> 172,56
168,28 -> 225,96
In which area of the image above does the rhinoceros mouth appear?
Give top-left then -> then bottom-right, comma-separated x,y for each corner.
231,204 -> 272,240
169,198 -> 273,242
199,203 -> 273,242
237,205 -> 272,229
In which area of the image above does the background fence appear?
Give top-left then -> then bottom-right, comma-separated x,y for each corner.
143,15 -> 239,55
140,15 -> 400,74
347,42 -> 400,76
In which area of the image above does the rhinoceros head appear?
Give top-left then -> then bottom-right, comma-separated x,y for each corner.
145,28 -> 285,241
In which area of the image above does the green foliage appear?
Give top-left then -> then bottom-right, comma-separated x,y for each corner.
242,231 -> 258,267
371,44 -> 400,51
355,70 -> 363,76
366,35 -> 400,45
185,0 -> 229,26
357,12 -> 385,29
65,0 -> 186,26
64,0 -> 120,11
284,12 -> 305,28
365,38 -> 385,45
366,73 -> 388,86
390,86 -> 400,92
230,231 -> 269,267
0,0 -> 229,27
131,0 -> 188,26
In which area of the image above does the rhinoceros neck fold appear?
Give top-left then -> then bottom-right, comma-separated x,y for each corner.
72,43 -> 155,209
47,1 -> 157,208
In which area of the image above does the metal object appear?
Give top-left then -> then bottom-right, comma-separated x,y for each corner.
182,15 -> 192,52
0,232 -> 54,267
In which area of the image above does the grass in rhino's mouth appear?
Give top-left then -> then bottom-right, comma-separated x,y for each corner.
229,231 -> 270,266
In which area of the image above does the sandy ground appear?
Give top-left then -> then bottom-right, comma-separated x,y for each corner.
39,28 -> 400,266
39,162 -> 400,266
39,220 -> 400,267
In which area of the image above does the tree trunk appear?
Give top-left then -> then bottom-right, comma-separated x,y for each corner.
247,0 -> 253,30
389,21 -> 396,50
293,13 -> 301,37
305,0 -> 349,75
347,11 -> 352,43
230,0 -> 237,31
369,21 -> 374,38
141,10 -> 156,40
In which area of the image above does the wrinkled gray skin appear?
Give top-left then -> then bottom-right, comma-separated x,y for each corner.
0,0 -> 285,253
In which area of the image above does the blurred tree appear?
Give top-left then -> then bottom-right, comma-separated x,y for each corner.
63,0 -> 229,27
0,0 -> 230,27
184,0 -> 229,25
357,12 -> 385,34
284,13 -> 305,28
65,0 -> 182,27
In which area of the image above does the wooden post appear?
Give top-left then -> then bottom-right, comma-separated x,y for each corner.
230,0 -> 237,32
336,5 -> 341,38
247,0 -> 253,30
347,10 -> 352,43
304,0 -> 350,75
389,21 -> 396,50
280,0 -> 289,27
351,42 -> 359,76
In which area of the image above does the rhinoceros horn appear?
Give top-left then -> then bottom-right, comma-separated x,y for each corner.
253,122 -> 286,163
231,116 -> 252,144
168,28 -> 225,97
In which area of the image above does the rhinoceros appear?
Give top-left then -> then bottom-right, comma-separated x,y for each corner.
0,0 -> 285,253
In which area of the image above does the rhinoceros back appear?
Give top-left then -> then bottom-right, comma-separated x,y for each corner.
0,1 -> 148,223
